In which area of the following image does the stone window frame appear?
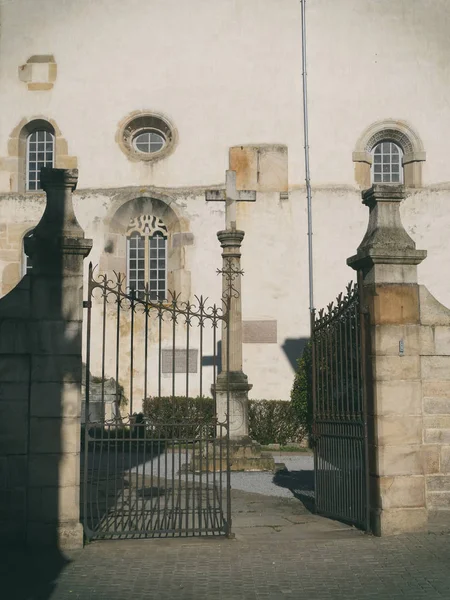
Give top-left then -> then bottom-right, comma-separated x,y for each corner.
116,110 -> 178,163
353,120 -> 426,188
2,116 -> 77,192
102,193 -> 193,302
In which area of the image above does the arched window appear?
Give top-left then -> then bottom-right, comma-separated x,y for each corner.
22,230 -> 34,275
126,215 -> 168,300
371,141 -> 403,184
353,120 -> 426,188
26,129 -> 55,190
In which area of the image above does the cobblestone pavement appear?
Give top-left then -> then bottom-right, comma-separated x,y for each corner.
2,488 -> 450,600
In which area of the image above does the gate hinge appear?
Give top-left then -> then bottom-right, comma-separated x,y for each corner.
83,300 -> 92,309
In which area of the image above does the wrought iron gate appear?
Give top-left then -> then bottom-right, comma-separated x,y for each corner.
82,264 -> 231,540
311,277 -> 370,531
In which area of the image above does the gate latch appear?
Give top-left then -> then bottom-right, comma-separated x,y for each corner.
83,300 -> 92,309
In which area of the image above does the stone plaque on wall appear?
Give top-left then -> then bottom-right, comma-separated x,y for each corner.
243,320 -> 277,344
161,349 -> 198,373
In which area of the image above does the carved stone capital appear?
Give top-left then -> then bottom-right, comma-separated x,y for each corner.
217,229 -> 245,249
348,184 -> 426,282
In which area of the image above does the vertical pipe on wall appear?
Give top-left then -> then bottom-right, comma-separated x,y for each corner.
300,0 -> 314,316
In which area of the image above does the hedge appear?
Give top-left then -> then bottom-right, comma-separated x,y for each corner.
142,396 -> 215,439
141,395 -> 308,445
248,399 -> 306,445
290,342 -> 313,438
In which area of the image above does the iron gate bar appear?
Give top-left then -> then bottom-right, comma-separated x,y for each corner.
83,263 -> 232,540
311,275 -> 370,532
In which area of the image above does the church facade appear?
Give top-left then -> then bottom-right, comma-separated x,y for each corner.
0,0 -> 449,406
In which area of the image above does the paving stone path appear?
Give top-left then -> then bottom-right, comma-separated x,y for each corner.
2,455 -> 450,599
2,487 -> 450,600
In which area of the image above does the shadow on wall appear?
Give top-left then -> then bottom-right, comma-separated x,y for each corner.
282,338 -> 310,372
202,338 -> 311,376
0,168 -> 91,599
201,340 -> 222,373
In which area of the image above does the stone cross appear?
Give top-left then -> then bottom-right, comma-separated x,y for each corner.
205,170 -> 256,230
206,170 -> 256,441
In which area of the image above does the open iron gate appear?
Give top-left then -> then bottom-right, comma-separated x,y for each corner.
311,276 -> 370,531
82,264 -> 231,540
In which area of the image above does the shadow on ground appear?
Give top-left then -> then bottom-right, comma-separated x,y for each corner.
0,547 -> 71,600
273,468 -> 316,513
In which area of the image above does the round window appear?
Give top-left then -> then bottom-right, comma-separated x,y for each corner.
133,130 -> 166,154
118,111 -> 177,162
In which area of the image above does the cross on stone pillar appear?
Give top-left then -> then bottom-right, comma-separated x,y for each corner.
205,170 -> 256,439
200,170 -> 274,470
198,170 -> 274,471
205,170 -> 256,230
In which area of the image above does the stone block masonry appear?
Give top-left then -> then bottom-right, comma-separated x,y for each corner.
348,184 -> 428,535
348,183 -> 450,534
0,168 -> 91,549
419,286 -> 450,512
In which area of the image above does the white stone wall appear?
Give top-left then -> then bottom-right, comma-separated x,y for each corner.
0,0 -> 450,402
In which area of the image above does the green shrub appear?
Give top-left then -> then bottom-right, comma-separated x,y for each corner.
248,400 -> 305,446
140,393 -> 310,446
143,396 -> 215,439
290,342 -> 313,437
143,396 -> 214,423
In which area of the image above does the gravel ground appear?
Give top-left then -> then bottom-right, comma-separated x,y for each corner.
230,453 -> 314,497
131,451 -> 315,498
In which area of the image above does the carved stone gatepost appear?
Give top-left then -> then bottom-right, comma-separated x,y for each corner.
348,184 -> 427,535
25,168 -> 92,548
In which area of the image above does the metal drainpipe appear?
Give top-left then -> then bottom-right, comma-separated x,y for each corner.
300,0 -> 314,318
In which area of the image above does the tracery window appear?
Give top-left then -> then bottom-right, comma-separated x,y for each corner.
27,129 -> 55,190
371,141 -> 403,184
126,215 -> 168,300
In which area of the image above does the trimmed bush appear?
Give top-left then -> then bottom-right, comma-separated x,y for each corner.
290,342 -> 313,437
248,400 -> 306,446
142,395 -> 307,446
143,396 -> 215,440
143,396 -> 214,423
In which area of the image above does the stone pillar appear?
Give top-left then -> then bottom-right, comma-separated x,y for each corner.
215,229 -> 252,440
25,168 -> 92,549
348,184 -> 427,535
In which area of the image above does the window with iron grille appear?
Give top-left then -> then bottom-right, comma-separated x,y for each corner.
371,141 -> 403,183
126,215 -> 168,300
27,130 -> 55,190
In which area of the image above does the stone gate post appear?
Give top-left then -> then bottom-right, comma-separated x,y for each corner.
25,168 -> 92,548
348,184 -> 427,535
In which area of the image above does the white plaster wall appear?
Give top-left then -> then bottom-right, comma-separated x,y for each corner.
1,183 -> 450,401
1,0 -> 449,189
1,0 -> 450,401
